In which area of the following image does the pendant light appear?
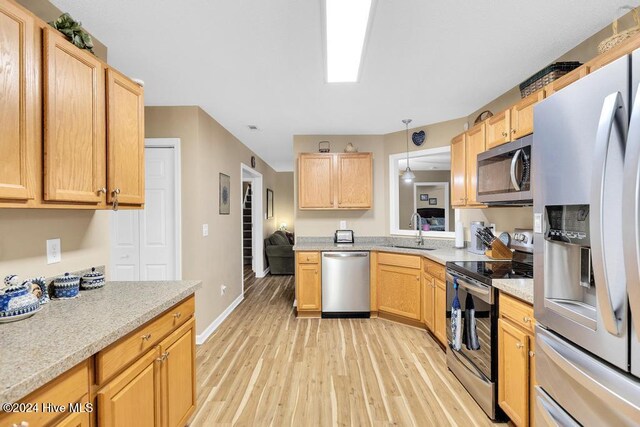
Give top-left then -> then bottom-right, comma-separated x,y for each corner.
401,119 -> 415,182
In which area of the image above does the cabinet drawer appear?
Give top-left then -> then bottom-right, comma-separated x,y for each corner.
423,258 -> 445,281
297,252 -> 319,264
500,292 -> 534,333
0,361 -> 89,427
378,252 -> 421,269
96,296 -> 195,384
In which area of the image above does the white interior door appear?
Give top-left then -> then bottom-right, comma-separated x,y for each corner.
111,144 -> 179,281
141,147 -> 176,280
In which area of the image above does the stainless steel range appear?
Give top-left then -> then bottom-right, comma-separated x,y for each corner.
445,249 -> 533,421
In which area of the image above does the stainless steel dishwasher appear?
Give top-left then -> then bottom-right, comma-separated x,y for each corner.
321,251 -> 370,318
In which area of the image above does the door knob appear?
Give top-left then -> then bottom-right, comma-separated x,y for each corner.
516,342 -> 524,349
97,187 -> 107,195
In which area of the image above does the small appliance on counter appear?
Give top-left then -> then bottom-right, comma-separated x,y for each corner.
468,221 -> 487,254
334,229 -> 354,245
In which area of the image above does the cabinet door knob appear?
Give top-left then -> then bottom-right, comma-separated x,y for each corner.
516,342 -> 524,349
141,333 -> 152,341
529,351 -> 535,357
511,129 -> 516,134
111,188 -> 121,211
501,131 -> 508,137
523,316 -> 531,323
173,312 -> 182,319
97,187 -> 107,194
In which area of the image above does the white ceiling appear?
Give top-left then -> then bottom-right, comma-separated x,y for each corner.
51,0 -> 633,171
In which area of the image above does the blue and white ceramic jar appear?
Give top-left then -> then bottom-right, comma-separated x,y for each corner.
81,268 -> 105,290
53,273 -> 80,299
0,275 -> 41,318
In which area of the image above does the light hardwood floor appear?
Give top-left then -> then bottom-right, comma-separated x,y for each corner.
191,270 -> 506,426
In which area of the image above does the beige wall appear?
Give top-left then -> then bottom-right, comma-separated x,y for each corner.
293,135 -> 386,237
145,106 -> 282,336
274,172 -> 294,232
0,210 -> 110,279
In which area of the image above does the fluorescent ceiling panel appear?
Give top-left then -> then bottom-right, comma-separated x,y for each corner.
325,0 -> 372,82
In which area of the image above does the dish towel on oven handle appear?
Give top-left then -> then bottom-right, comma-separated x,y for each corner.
451,278 -> 462,351
464,293 -> 481,350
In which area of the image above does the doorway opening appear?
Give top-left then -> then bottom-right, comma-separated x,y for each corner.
240,164 -> 266,296
110,138 -> 182,280
242,181 -> 253,279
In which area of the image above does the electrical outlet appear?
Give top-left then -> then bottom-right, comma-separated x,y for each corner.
202,224 -> 209,237
47,238 -> 61,264
220,284 -> 227,295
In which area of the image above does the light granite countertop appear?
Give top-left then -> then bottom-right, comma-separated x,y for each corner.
492,278 -> 534,304
293,241 -> 494,264
294,237 -> 531,303
0,280 -> 201,404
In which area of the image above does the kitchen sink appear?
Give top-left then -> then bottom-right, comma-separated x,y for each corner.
382,245 -> 435,251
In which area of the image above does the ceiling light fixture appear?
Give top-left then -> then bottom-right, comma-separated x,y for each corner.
401,119 -> 415,183
325,0 -> 372,83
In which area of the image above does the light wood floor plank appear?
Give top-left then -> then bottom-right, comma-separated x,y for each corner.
192,268 -> 506,426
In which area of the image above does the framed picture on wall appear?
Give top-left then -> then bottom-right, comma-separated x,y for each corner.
429,198 -> 437,205
420,194 -> 429,201
219,173 -> 230,214
266,189 -> 274,219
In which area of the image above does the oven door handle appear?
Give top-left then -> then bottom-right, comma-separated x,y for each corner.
448,346 -> 489,382
510,149 -> 522,191
446,273 -> 491,303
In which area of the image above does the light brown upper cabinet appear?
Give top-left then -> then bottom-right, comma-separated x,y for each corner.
486,109 -> 511,150
450,127 -> 485,209
107,68 -> 145,206
43,27 -> 106,205
337,153 -> 372,208
487,90 -> 545,150
465,123 -> 486,207
298,152 -> 372,210
544,65 -> 589,97
450,133 -> 466,207
0,1 -> 35,201
511,91 -> 545,140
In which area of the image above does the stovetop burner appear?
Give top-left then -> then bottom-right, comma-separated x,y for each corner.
446,252 -> 533,285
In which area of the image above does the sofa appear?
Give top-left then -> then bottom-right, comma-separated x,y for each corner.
264,231 -> 294,275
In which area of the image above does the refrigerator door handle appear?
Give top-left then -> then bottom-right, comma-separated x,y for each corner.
624,83 -> 640,341
591,91 -> 627,336
535,386 -> 580,427
537,330 -> 640,422
510,149 -> 522,191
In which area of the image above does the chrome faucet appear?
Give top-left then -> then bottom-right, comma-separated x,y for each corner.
409,212 -> 424,245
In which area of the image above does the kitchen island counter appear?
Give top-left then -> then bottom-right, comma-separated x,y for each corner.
0,279 -> 201,403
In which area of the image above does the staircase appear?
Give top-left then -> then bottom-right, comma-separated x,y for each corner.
243,184 -> 252,266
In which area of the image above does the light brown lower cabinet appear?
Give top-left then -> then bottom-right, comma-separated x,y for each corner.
296,252 -> 321,315
498,292 -> 535,427
377,260 -> 421,321
433,278 -> 447,345
98,317 -> 196,427
422,272 -> 435,331
56,410 -> 91,427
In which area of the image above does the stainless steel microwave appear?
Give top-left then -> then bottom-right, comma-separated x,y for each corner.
476,135 -> 532,205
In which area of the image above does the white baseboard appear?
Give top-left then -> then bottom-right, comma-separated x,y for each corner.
256,267 -> 270,278
195,293 -> 244,345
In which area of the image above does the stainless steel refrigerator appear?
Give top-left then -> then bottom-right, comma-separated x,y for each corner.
533,50 -> 640,426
